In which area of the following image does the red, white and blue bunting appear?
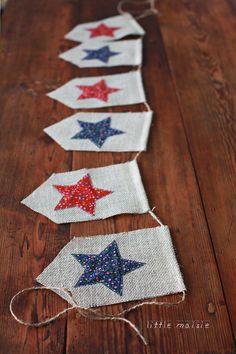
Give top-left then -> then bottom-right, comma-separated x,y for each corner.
13,9 -> 186,345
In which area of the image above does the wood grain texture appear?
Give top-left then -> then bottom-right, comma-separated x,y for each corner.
0,0 -> 235,353
159,0 -> 236,337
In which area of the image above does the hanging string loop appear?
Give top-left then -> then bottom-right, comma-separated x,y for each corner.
118,0 -> 159,20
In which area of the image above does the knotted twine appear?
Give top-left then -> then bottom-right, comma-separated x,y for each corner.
118,0 -> 160,20
10,286 -> 185,346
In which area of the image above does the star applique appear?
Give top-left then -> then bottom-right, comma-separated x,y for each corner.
86,23 -> 120,38
53,174 -> 112,215
82,46 -> 120,64
72,240 -> 145,295
71,117 -> 124,148
77,79 -> 120,102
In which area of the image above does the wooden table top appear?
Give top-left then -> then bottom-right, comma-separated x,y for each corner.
0,0 -> 235,353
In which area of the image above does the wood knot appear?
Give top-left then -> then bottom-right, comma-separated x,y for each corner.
207,302 -> 216,314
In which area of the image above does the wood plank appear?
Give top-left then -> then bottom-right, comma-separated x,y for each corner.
0,0 -> 73,353
159,0 -> 236,336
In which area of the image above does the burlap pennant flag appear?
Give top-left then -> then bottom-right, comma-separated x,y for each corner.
21,161 -> 150,224
65,14 -> 145,43
59,39 -> 142,68
47,71 -> 146,109
44,112 -> 152,152
37,226 -> 186,307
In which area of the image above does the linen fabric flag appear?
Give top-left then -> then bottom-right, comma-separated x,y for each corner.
44,112 -> 153,152
21,161 -> 150,224
65,14 -> 145,43
47,71 -> 146,109
36,226 -> 186,308
59,39 -> 142,68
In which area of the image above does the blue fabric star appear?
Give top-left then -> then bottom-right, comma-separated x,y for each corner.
71,117 -> 125,148
82,46 -> 120,63
72,240 -> 145,296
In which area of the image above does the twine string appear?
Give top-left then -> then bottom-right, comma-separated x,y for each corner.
144,101 -> 152,111
134,151 -> 142,160
10,286 -> 185,346
118,0 -> 159,20
149,206 -> 164,226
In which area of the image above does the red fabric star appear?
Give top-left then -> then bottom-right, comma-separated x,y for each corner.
54,174 -> 112,215
77,79 -> 120,102
86,23 -> 120,38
